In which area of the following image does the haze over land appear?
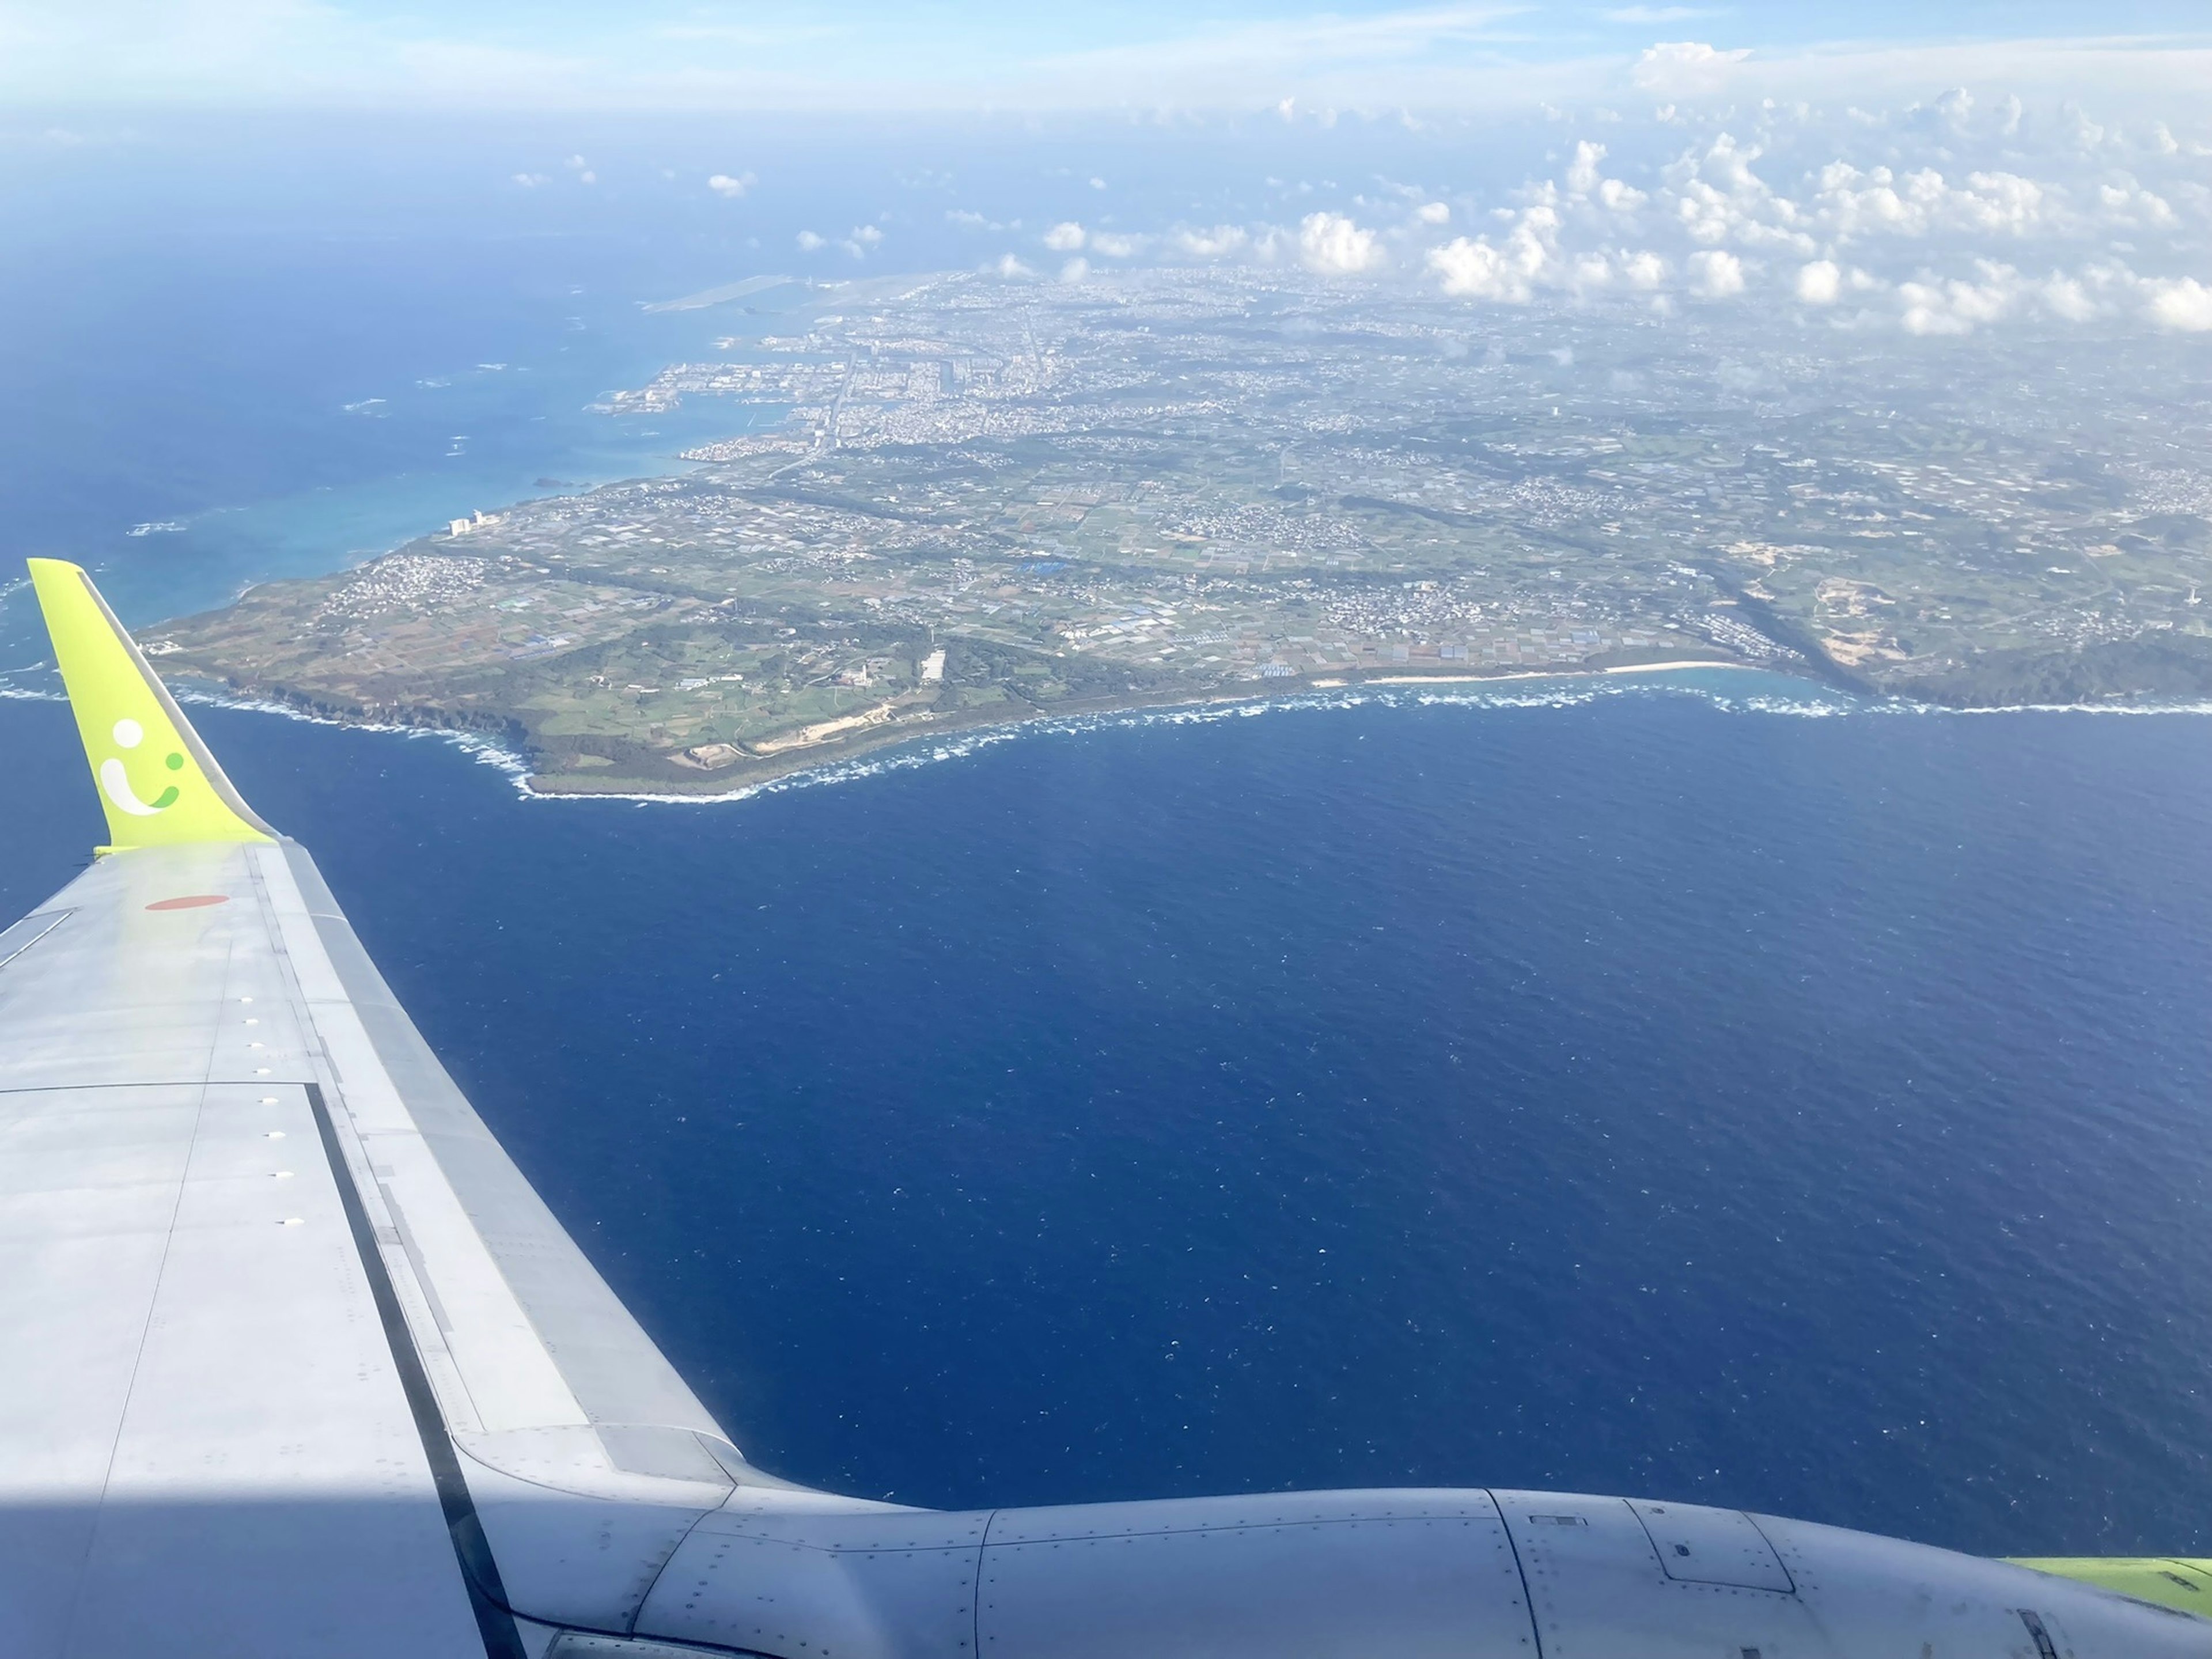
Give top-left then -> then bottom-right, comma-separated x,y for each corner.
150,100 -> 2212,791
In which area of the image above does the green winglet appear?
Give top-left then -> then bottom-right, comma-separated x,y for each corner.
26,558 -> 275,853
2009,1557 -> 2212,1618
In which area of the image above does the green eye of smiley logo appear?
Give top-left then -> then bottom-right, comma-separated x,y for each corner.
99,717 -> 185,817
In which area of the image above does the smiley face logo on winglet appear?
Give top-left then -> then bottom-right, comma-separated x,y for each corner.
99,717 -> 187,817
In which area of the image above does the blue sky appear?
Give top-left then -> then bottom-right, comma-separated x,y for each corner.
5,2 -> 2210,112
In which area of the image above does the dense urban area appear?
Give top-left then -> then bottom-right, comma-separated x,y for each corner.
151,267 -> 2212,793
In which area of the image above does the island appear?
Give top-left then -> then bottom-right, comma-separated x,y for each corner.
147,267 -> 2212,794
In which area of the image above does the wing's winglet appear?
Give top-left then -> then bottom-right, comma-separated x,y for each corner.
26,558 -> 275,851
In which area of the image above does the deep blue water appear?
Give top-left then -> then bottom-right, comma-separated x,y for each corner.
6,683 -> 2212,1556
7,119 -> 2212,1567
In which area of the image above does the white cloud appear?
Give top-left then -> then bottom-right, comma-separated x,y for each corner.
1796,259 -> 1841,304
2144,276 -> 2212,331
839,224 -> 884,257
1090,231 -> 1145,257
706,172 -> 754,199
1566,139 -> 1605,196
1415,201 -> 1450,225
2041,274 -> 2097,321
1060,256 -> 1090,283
1298,211 -> 1383,275
992,253 -> 1035,278
1621,250 -> 1668,288
1562,138 -> 1646,213
1568,252 -> 1614,291
1426,204 -> 1558,301
513,172 -> 548,188
796,230 -> 826,251
1898,262 -> 2019,334
1666,134 -> 1812,252
1687,248 -> 1745,297
1633,40 -> 1751,96
1175,225 -> 1249,259
2098,180 -> 2177,228
1043,221 -> 1086,252
1811,163 -> 2045,240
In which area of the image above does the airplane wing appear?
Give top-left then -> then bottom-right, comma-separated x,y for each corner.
5,557 -> 2207,1659
1,561 -> 831,1658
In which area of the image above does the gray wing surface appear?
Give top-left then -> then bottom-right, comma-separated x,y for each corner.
0,832 -> 816,1657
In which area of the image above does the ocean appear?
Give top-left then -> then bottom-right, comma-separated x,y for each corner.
6,120 -> 2212,1563
6,680 -> 2212,1558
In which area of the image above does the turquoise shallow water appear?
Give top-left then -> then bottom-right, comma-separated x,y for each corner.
7,680 -> 2212,1556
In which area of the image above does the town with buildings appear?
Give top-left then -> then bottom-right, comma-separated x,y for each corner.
149,266 -> 2212,793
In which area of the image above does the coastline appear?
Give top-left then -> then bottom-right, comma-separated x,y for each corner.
512,657 -> 1797,802
22,656 -> 2212,816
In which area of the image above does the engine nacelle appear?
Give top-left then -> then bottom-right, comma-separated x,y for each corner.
515,1487 -> 2212,1658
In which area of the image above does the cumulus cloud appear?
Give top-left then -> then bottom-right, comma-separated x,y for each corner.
1671,134 -> 1821,252
1687,248 -> 1745,297
2145,276 -> 2212,331
796,229 -> 826,251
1884,263 -> 2138,333
1427,205 -> 1558,302
992,253 -> 1034,278
1566,140 -> 1607,197
1633,41 -> 1751,96
1899,266 -> 2016,334
513,172 -> 548,188
723,95 -> 2212,345
1811,163 -> 2045,240
1796,259 -> 1841,304
1558,139 -> 1647,214
1568,252 -> 1615,292
706,172 -> 754,199
1298,211 -> 1383,275
840,224 -> 884,257
2097,179 -> 2177,228
2041,274 -> 2098,321
1175,225 -> 1249,259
